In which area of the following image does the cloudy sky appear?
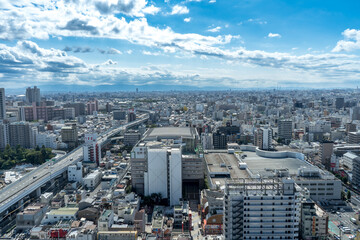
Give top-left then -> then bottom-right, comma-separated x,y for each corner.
1,0 -> 360,91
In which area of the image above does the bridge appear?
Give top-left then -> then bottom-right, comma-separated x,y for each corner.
0,114 -> 149,219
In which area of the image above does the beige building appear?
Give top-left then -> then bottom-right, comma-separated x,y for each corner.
300,199 -> 328,239
61,123 -> 78,148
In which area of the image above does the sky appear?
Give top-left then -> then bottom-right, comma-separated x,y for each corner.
1,0 -> 360,91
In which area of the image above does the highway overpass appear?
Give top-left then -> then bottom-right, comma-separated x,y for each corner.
0,115 -> 149,219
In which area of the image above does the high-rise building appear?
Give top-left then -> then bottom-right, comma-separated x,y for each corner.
352,157 -> 360,188
300,198 -> 328,239
128,111 -> 136,122
9,122 -> 31,148
254,127 -> 272,150
335,97 -> 345,109
86,99 -> 98,115
278,120 -> 292,144
351,106 -> 360,120
63,103 -> 86,116
319,140 -> 334,169
213,132 -> 227,149
223,178 -> 301,240
0,88 -> 5,119
0,123 -> 9,149
25,86 -> 41,105
83,133 -> 101,166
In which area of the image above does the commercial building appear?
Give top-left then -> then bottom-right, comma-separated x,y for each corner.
319,141 -> 334,170
346,122 -> 357,134
124,131 -> 141,146
278,120 -> 292,144
41,207 -> 78,225
223,178 -> 301,240
128,111 -> 136,122
131,127 -> 202,205
0,88 -> 5,120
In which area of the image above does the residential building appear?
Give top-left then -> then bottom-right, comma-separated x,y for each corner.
223,178 -> 301,240
349,131 -> 360,144
0,88 -> 5,119
61,123 -> 78,148
300,198 -> 328,239
83,170 -> 102,190
26,86 -> 41,105
83,133 -> 101,165
9,122 -> 31,148
113,110 -> 126,120
68,162 -> 83,183
255,126 -> 272,150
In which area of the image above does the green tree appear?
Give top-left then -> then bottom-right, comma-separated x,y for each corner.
347,191 -> 351,200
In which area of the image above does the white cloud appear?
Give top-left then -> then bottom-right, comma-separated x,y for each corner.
332,29 -> 360,52
142,50 -> 161,56
208,26 -> 221,33
209,0 -> 216,3
171,5 -> 189,15
184,17 -> 191,22
268,33 -> 281,38
142,5 -> 160,15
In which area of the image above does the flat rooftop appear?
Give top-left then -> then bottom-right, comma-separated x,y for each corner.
243,151 -> 310,176
145,127 -> 195,140
205,153 -> 250,187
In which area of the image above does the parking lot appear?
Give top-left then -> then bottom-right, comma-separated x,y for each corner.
328,206 -> 357,239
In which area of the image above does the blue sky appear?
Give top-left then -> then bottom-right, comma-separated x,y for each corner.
1,0 -> 360,91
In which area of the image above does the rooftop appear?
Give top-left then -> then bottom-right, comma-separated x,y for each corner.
145,127 -> 195,140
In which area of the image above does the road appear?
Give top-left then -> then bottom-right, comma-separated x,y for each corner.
0,115 -> 148,215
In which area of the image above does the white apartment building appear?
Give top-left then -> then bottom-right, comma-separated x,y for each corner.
144,147 -> 182,206
36,132 -> 57,149
83,170 -> 102,190
68,162 -> 83,183
223,178 -> 301,240
83,133 -> 101,165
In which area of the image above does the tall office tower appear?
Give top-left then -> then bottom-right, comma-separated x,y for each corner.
223,178 -> 301,240
0,123 -> 9,149
319,140 -> 334,170
254,126 -> 272,150
25,86 -> 41,105
9,122 -> 31,148
83,133 -> 101,166
335,97 -> 345,109
0,88 -> 5,120
278,120 -> 293,144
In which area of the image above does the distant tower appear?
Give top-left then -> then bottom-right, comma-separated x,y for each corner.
25,86 -> 41,105
136,88 -> 139,93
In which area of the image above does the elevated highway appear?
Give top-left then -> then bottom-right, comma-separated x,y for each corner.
0,115 -> 148,216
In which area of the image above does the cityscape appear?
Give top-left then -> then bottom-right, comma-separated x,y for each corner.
2,0 -> 360,240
